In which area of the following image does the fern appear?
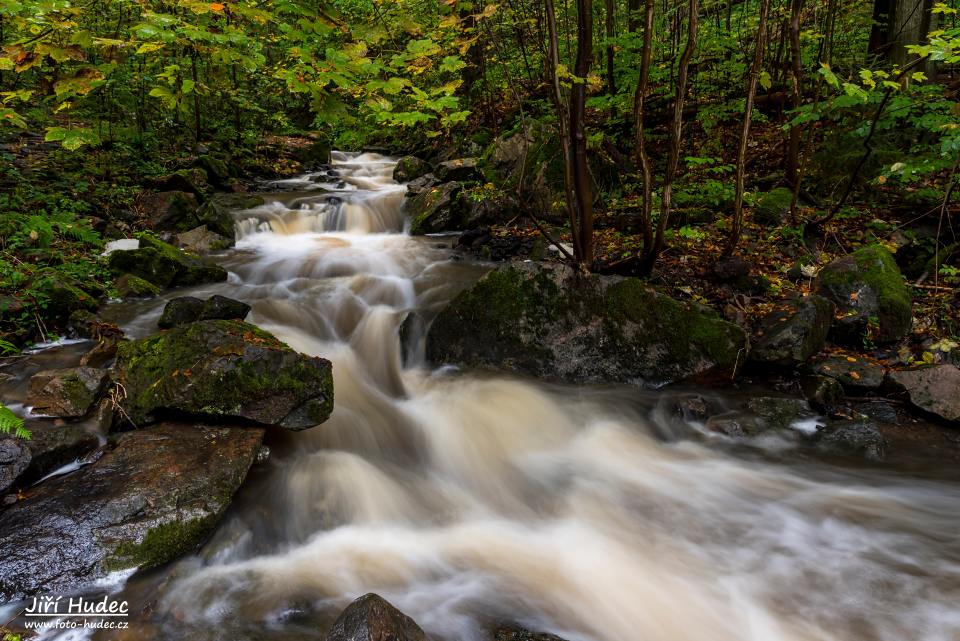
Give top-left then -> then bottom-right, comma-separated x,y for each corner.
0,404 -> 30,440
0,338 -> 18,355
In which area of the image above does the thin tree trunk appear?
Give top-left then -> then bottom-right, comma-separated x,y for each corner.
571,0 -> 595,265
633,0 -> 655,250
726,0 -> 772,255
604,0 -> 616,95
644,0 -> 698,273
545,0 -> 582,262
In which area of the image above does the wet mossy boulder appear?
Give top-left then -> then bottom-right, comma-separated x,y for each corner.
113,273 -> 161,299
115,319 -> 333,429
106,234 -> 227,290
326,593 -> 426,641
26,367 -> 109,418
158,295 -> 250,329
0,423 -> 263,601
434,157 -> 481,183
393,156 -> 432,183
194,154 -> 233,188
750,295 -> 835,366
752,187 -> 794,226
407,181 -> 463,234
195,192 -> 266,239
426,263 -> 749,386
141,190 -> 201,232
815,245 -> 913,344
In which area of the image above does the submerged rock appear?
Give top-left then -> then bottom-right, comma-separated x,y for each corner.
27,367 -> 108,418
115,319 -> 333,429
887,364 -> 960,424
494,627 -> 570,641
427,263 -> 748,386
107,234 -> 228,290
751,295 -> 834,366
0,423 -> 263,601
815,245 -> 912,344
745,396 -> 814,431
157,295 -> 250,329
326,593 -> 426,641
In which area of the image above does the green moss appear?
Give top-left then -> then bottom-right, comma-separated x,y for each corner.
107,517 -> 214,571
107,234 -> 226,289
753,187 -> 793,226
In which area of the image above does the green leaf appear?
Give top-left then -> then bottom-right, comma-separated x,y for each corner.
759,71 -> 771,91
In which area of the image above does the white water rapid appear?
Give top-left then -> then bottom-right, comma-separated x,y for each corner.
94,153 -> 960,641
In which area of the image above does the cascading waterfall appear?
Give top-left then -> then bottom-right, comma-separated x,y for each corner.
101,153 -> 960,641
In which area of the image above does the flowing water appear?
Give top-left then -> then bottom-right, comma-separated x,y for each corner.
8,153 -> 960,641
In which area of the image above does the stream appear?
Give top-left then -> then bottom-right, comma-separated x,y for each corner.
5,152 -> 960,641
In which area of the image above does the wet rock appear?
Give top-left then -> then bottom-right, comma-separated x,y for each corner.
887,364 -> 960,424
79,336 -> 121,368
673,394 -> 717,421
461,188 -> 520,228
141,191 -> 200,232
157,295 -> 251,329
407,182 -> 463,234
427,263 -> 748,386
195,192 -> 265,238
745,396 -> 814,431
751,296 -> 835,366
752,187 -> 793,226
434,157 -> 481,183
175,225 -> 232,254
4,423 -> 102,489
493,627 -> 569,641
115,320 -> 333,429
815,245 -> 912,344
815,420 -> 886,461
393,156 -> 432,183
705,416 -> 751,437
194,154 -> 233,188
406,173 -> 439,196
326,593 -> 426,641
856,401 -> 899,424
113,273 -> 161,299
0,437 -> 30,495
0,423 -> 264,601
27,367 -> 108,418
810,355 -> 886,393
107,234 -> 228,290
800,375 -> 845,411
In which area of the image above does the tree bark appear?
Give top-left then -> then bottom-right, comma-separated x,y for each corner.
726,0 -> 772,255
604,0 -> 616,95
571,0 -> 595,265
633,0 -> 655,251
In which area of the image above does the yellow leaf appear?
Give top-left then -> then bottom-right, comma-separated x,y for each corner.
210,2 -> 225,11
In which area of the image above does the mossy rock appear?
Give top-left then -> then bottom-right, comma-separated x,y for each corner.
0,423 -> 263,600
406,182 -> 463,234
751,295 -> 835,366
114,273 -> 161,299
115,319 -> 333,429
815,244 -> 912,344
427,263 -> 749,386
752,188 -> 794,226
194,154 -> 233,187
195,192 -> 265,238
393,156 -> 432,183
106,234 -> 227,290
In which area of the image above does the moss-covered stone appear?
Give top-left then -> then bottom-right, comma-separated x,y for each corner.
107,516 -> 215,571
393,156 -> 432,183
114,273 -> 161,298
815,244 -> 912,343
28,268 -> 99,321
115,319 -> 333,429
750,295 -> 835,366
407,182 -> 463,234
752,187 -> 794,226
195,192 -> 265,238
106,234 -> 227,289
26,367 -> 108,418
427,263 -> 749,386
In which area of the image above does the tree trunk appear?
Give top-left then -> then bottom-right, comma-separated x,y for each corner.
633,0 -> 655,251
604,0 -> 616,95
571,0 -> 595,265
726,0 -> 772,255
643,0 -> 698,273
869,0 -> 892,56
889,0 -> 937,70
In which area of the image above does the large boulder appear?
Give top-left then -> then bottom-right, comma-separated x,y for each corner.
326,594 -> 426,641
113,273 -> 161,299
106,234 -> 228,290
407,182 -> 463,234
26,367 -> 109,418
393,156 -> 432,183
887,364 -> 960,424
141,190 -> 201,232
195,193 -> 266,239
815,245 -> 913,344
175,225 -> 232,254
115,320 -> 333,429
157,295 -> 250,329
27,268 -> 99,322
427,263 -> 748,386
0,437 -> 31,496
751,295 -> 834,366
0,423 -> 263,601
